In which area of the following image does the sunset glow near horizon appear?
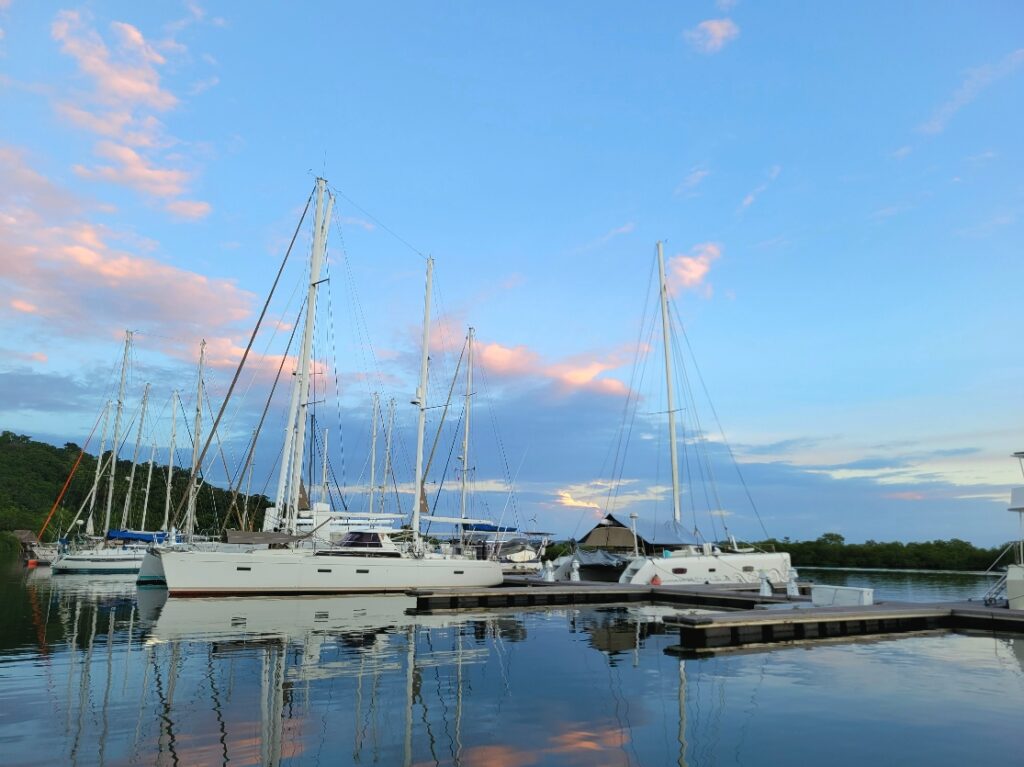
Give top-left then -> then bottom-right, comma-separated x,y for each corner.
1,1 -> 1022,545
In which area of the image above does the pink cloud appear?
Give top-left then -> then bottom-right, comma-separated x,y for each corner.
166,199 -> 212,219
51,11 -> 177,110
885,491 -> 926,501
0,147 -> 253,350
476,338 -> 633,397
666,242 -> 721,296
476,341 -> 541,377
685,18 -> 740,53
10,298 -> 38,314
75,141 -> 191,197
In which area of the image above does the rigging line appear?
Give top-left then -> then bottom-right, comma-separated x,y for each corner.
322,243 -> 349,496
599,255 -> 657,520
670,327 -> 720,541
674,304 -> 770,541
474,363 -> 521,530
672,321 -> 725,522
424,407 -> 465,539
328,184 -> 428,260
171,186 -> 314,528
213,273 -> 304,463
606,306 -> 658,519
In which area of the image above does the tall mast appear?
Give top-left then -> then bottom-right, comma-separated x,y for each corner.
244,429 -> 256,529
412,257 -> 434,549
86,401 -> 111,535
460,327 -> 475,531
103,330 -> 132,536
381,398 -> 395,513
656,242 -> 682,524
320,428 -> 329,504
274,359 -> 301,515
368,393 -> 379,514
186,340 -> 206,536
286,178 -> 333,533
162,390 -> 178,531
140,441 -> 157,532
120,382 -> 150,529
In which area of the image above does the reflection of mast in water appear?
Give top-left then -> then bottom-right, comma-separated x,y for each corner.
153,641 -> 181,766
98,609 -> 116,766
678,659 -> 687,767
70,606 -> 98,767
260,642 -> 286,767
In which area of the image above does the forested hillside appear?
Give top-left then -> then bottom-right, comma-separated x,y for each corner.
0,431 -> 269,540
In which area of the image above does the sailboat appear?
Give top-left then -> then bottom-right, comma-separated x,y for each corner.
154,178 -> 503,596
615,242 -> 792,586
52,332 -> 154,575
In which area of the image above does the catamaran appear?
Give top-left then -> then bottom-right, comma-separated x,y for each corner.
153,178 -> 503,596
615,242 -> 791,586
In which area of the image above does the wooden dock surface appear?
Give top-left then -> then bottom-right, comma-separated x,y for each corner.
404,577 -> 1024,653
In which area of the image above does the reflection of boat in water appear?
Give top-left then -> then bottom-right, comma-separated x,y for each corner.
137,590 -> 514,766
139,591 -> 419,643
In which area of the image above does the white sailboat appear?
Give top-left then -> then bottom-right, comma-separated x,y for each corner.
52,332 -> 149,575
154,178 -> 503,596
615,242 -> 791,586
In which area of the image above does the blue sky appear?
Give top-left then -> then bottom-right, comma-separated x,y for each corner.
1,1 -> 1022,545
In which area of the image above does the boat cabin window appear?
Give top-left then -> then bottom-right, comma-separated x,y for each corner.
338,532 -> 383,548
742,565 -> 755,572
708,568 -> 716,572
672,568 -> 688,575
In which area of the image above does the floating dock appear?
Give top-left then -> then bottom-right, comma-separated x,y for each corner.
663,601 -> 1024,654
405,577 -> 1024,654
407,577 -> 804,613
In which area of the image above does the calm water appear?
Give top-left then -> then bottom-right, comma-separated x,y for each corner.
1,558 -> 1021,766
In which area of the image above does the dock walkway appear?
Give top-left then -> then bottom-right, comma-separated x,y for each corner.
406,578 -> 1024,654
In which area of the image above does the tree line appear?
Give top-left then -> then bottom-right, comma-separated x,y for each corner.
0,430 -> 269,540
757,532 -> 1010,572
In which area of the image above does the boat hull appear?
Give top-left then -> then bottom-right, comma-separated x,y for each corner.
51,548 -> 146,575
155,548 -> 505,596
618,551 -> 791,586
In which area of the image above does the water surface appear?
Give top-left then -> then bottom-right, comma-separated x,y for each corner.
1,559 -> 1021,766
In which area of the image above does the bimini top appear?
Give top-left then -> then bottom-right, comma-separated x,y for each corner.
578,513 -> 697,552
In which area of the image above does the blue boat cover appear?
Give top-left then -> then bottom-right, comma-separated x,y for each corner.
105,529 -> 172,543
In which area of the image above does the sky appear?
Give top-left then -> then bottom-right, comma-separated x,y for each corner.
1,1 -> 1023,546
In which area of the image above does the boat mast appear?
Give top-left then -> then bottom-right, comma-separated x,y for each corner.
286,178 -> 333,533
381,398 -> 395,514
460,327 -> 475,537
369,393 -> 379,514
140,441 -> 157,532
186,340 -> 206,536
103,330 -> 132,537
162,390 -> 178,531
244,429 -> 256,529
412,257 -> 434,550
656,242 -> 683,524
120,381 -> 150,529
86,401 -> 111,536
320,427 -> 329,504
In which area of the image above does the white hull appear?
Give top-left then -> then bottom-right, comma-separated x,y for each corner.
618,550 -> 791,586
154,547 -> 504,596
52,547 -> 146,574
137,542 -> 268,586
